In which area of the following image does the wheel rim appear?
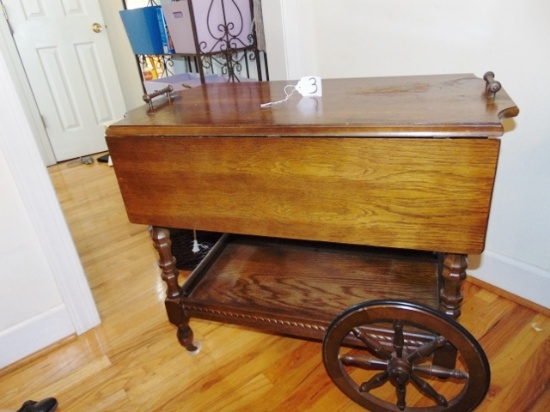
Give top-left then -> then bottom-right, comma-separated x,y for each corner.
323,300 -> 490,412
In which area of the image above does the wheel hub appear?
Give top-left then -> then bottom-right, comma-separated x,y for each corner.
388,355 -> 412,386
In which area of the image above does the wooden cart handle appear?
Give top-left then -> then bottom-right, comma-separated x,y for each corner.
483,71 -> 501,99
143,85 -> 174,111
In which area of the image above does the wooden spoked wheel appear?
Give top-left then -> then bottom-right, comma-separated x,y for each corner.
323,300 -> 490,412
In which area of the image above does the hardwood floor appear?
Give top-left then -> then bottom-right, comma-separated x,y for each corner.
1,156 -> 548,411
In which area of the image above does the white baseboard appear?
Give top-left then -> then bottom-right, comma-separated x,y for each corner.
0,305 -> 75,369
469,251 -> 550,309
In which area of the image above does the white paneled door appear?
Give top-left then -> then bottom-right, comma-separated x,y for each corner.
4,0 -> 126,161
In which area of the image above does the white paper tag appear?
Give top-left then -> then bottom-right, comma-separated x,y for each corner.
295,76 -> 322,97
260,77 -> 323,108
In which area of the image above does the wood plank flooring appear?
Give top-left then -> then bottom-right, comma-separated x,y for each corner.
0,155 -> 548,411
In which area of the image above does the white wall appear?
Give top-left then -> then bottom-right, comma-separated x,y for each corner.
0,46 -> 100,368
0,148 -> 72,368
269,0 -> 549,308
0,149 -> 63,328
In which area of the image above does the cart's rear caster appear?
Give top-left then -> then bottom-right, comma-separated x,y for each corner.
323,300 -> 490,412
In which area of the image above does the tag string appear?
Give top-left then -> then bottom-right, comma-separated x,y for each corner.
260,85 -> 297,108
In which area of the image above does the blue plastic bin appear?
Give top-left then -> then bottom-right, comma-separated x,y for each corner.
120,6 -> 168,55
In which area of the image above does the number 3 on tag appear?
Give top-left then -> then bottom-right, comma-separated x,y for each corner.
295,76 -> 322,97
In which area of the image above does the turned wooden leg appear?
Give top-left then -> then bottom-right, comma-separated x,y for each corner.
150,226 -> 198,351
439,253 -> 467,319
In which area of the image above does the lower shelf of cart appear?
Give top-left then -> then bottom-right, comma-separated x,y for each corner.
180,234 -> 440,340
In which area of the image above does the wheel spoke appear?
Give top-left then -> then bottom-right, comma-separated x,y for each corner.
407,335 -> 447,363
340,354 -> 387,370
396,383 -> 407,411
413,364 -> 469,380
359,371 -> 390,392
410,373 -> 449,407
352,327 -> 392,360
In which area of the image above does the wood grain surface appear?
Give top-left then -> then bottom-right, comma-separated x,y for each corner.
107,74 -> 517,255
108,136 -> 499,254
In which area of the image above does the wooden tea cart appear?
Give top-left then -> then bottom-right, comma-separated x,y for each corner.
106,72 -> 518,411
